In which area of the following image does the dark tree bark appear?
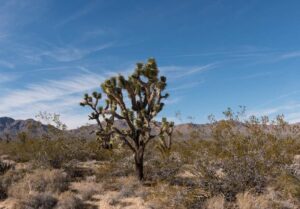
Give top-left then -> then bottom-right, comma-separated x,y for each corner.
134,148 -> 144,180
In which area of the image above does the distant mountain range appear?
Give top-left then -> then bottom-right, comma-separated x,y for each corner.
0,117 -> 209,141
1,117 -> 299,141
0,117 -> 49,140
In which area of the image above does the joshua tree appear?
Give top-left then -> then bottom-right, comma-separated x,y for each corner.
156,118 -> 174,157
80,58 -> 173,180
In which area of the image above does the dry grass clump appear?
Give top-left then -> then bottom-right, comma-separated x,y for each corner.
55,192 -> 83,209
0,168 -> 27,200
115,176 -> 144,199
204,195 -> 225,209
236,192 -> 275,209
8,169 -> 68,199
71,181 -> 103,201
7,169 -> 73,209
144,182 -> 189,209
273,171 -> 300,200
13,193 -> 58,209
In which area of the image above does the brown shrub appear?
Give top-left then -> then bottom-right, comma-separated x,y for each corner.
236,192 -> 275,209
55,192 -> 83,209
71,181 -> 102,201
13,193 -> 58,209
9,169 -> 68,199
204,195 -> 225,209
0,169 -> 27,200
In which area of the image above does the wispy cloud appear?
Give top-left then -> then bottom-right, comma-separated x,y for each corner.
0,73 -> 103,127
32,43 -> 114,63
3,73 -> 102,111
254,90 -> 300,109
0,0 -> 47,34
230,72 -> 271,81
161,63 -> 216,79
168,81 -> 204,92
285,112 -> 300,124
0,59 -> 15,68
55,1 -> 96,28
165,97 -> 181,105
280,51 -> 300,59
0,73 -> 17,83
248,103 -> 300,122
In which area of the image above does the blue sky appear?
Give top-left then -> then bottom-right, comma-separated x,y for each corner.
1,0 -> 300,128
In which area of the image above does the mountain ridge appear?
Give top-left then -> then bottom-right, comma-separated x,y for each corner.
1,117 -> 299,141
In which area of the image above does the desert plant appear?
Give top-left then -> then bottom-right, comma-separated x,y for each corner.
194,155 -> 266,201
35,111 -> 67,131
190,108 -> 300,203
15,193 -> 58,209
8,169 -> 68,199
55,192 -> 83,209
80,58 -> 173,180
204,195 -> 225,209
156,118 -> 174,157
0,160 -> 12,175
17,132 -> 28,143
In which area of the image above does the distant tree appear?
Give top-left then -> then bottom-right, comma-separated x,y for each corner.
156,118 -> 174,157
35,111 -> 67,131
80,58 -> 173,180
35,111 -> 67,137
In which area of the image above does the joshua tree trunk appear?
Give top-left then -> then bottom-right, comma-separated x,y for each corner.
134,147 -> 145,181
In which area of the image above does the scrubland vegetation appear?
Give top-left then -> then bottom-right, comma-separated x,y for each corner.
0,109 -> 299,208
0,60 -> 299,208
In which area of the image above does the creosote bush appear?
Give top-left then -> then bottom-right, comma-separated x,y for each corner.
189,108 -> 300,203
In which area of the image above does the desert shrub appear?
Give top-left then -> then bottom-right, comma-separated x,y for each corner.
145,149 -> 183,182
0,160 -> 13,200
71,181 -> 103,201
236,192 -> 277,209
9,169 -> 68,199
194,155 -> 266,201
274,171 -> 300,200
204,195 -> 225,209
0,139 -> 113,169
55,192 -> 83,209
116,176 -> 142,199
187,109 -> 300,203
0,169 -> 27,200
147,161 -> 181,183
95,149 -> 136,181
0,160 -> 12,175
0,184 -> 7,200
14,193 -> 58,209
